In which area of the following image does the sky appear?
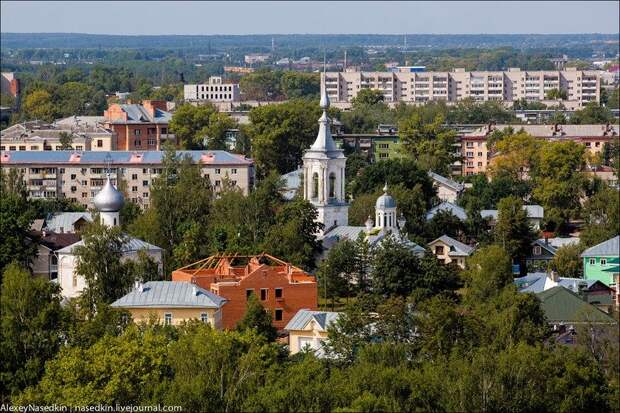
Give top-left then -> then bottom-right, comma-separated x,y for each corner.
1,1 -> 619,35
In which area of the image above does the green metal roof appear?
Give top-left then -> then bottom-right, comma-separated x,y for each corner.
536,286 -> 617,324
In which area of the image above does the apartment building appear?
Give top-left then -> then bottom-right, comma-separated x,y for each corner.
322,68 -> 600,108
1,118 -> 115,152
184,76 -> 240,103
0,150 -> 255,208
103,100 -> 175,151
459,123 -> 619,175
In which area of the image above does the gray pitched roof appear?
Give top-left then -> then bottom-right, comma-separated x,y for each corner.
581,236 -> 620,258
426,202 -> 468,221
56,236 -> 162,254
429,235 -> 475,256
428,171 -> 464,192
280,168 -> 303,201
481,204 -> 544,220
284,309 -> 340,331
45,212 -> 93,233
111,281 -> 226,308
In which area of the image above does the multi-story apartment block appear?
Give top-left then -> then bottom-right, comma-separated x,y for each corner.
184,77 -> 241,103
0,150 -> 255,208
1,118 -> 116,152
459,123 -> 619,175
322,68 -> 600,108
103,100 -> 175,151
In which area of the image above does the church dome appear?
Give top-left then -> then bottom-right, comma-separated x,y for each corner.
93,176 -> 124,212
375,184 -> 396,209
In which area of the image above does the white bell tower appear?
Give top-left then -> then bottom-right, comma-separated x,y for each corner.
302,72 -> 348,235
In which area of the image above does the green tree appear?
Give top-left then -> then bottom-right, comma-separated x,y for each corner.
463,245 -> 513,302
236,293 -> 278,342
317,239 -> 358,308
74,221 -> 132,314
58,131 -> 73,150
0,264 -> 66,400
351,89 -> 385,107
548,243 -> 583,278
168,103 -> 217,149
22,89 -> 56,121
280,71 -> 320,99
246,99 -> 322,177
580,187 -> 620,247
545,88 -> 568,100
202,112 -> 238,150
607,88 -> 620,110
494,196 -> 537,271
239,69 -> 283,101
371,235 -> 422,297
570,102 -> 614,124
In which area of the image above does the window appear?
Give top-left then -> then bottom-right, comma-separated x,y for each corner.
274,309 -> 283,321
132,186 -> 138,192
215,168 -> 221,174
260,288 -> 268,301
82,192 -> 87,198
328,172 -> 336,198
312,172 -> 319,199
143,192 -> 149,198
164,313 -> 172,325
31,145 -> 39,150
72,273 -> 78,287
19,146 -> 26,151
75,146 -> 83,151
435,246 -> 444,255
142,180 -> 148,187
134,129 -> 141,136
601,259 -> 607,266
533,245 -> 542,256
275,288 -> 283,299
97,140 -> 103,147
590,258 -> 596,265
132,174 -> 138,180
200,313 -> 209,324
246,289 -> 254,300
231,168 -> 237,174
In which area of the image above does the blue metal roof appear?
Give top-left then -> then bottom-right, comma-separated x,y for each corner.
1,150 -> 253,165
111,281 -> 226,309
581,236 -> 620,258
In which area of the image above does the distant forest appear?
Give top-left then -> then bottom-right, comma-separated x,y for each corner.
2,32 -> 619,51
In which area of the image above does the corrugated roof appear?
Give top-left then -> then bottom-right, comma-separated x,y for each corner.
426,202 -> 468,221
57,236 -> 162,254
581,236 -> 620,258
284,309 -> 340,331
45,212 -> 93,233
111,281 -> 226,308
429,235 -> 475,256
428,171 -> 464,192
1,150 -> 253,166
536,286 -> 616,324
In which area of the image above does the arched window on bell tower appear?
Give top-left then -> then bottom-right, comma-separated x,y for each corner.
328,172 -> 336,199
312,172 -> 319,200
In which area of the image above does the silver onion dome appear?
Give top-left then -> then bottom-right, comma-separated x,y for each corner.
375,183 -> 396,209
93,175 -> 125,212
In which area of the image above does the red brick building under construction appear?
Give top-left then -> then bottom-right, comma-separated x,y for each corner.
172,254 -> 318,330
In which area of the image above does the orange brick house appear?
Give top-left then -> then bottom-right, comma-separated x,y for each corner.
172,254 -> 318,330
103,100 -> 176,151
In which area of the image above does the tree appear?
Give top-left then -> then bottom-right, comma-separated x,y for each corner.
0,171 -> 36,277
74,221 -> 132,314
168,103 -> 217,149
580,187 -> 620,247
371,235 -> 422,297
545,88 -> 567,100
21,89 -> 56,121
351,89 -> 385,107
0,264 -> 66,400
202,112 -> 238,150
246,99 -> 322,177
494,196 -> 537,271
239,69 -> 283,101
317,239 -> 358,308
280,71 -> 320,99
236,293 -> 277,342
570,102 -> 614,124
126,249 -> 163,282
548,244 -> 583,278
488,131 -> 541,181
58,131 -> 73,150
463,245 -> 513,302
607,88 -> 620,110
398,113 -> 459,175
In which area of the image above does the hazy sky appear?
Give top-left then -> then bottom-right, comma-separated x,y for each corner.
1,1 -> 619,35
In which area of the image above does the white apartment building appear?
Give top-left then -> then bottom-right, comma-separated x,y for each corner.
322,68 -> 600,108
184,77 -> 240,103
0,150 -> 255,209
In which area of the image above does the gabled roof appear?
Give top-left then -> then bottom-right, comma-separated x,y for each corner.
57,236 -> 162,254
45,212 -> 93,233
284,309 -> 341,332
581,236 -> 620,258
426,201 -> 468,221
536,286 -> 617,324
481,204 -> 544,221
30,231 -> 81,251
429,235 -> 475,257
428,171 -> 464,192
111,281 -> 226,308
